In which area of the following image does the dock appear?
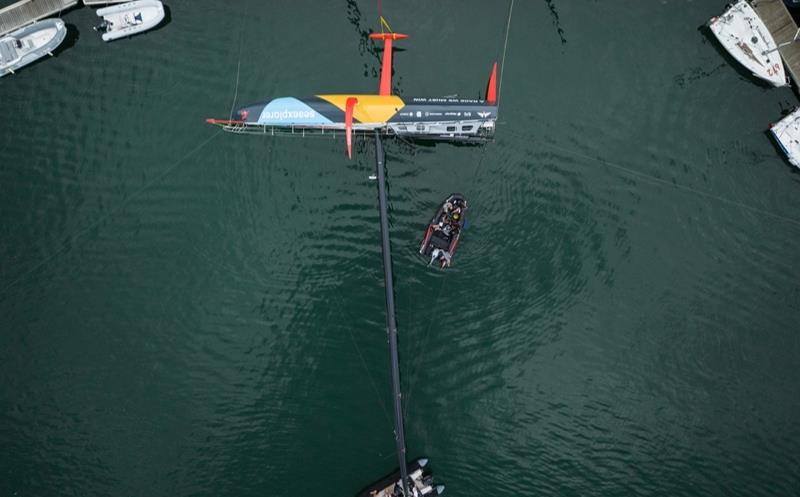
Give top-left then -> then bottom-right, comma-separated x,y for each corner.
0,0 -> 76,36
752,0 -> 800,85
0,0 -> 129,36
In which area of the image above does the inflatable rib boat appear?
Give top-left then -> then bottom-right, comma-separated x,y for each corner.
94,0 -> 165,42
419,194 -> 468,269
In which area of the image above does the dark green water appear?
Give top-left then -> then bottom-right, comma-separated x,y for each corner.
2,1 -> 799,495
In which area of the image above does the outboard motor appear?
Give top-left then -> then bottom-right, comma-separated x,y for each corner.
94,21 -> 110,33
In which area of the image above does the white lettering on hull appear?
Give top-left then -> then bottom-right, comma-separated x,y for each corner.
260,109 -> 317,120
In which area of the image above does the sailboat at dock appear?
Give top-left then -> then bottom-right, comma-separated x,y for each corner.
708,0 -> 789,87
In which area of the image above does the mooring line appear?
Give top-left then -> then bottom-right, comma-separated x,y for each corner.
228,58 -> 242,121
518,133 -> 800,229
2,130 -> 223,296
498,0 -> 515,108
227,2 -> 248,121
403,273 -> 448,420
328,283 -> 393,427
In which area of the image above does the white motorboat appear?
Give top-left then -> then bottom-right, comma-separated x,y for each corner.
770,108 -> 800,169
94,0 -> 165,42
708,0 -> 788,87
0,19 -> 67,78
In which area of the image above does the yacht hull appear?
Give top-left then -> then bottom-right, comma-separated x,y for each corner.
770,107 -> 800,168
709,0 -> 788,87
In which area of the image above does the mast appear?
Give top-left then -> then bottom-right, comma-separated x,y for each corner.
374,132 -> 411,496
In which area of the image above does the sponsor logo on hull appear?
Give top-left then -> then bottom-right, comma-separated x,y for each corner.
261,109 -> 317,120
241,95 -> 496,128
388,104 -> 496,124
256,97 -> 333,125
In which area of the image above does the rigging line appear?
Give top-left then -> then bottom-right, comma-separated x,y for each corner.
470,135 -> 490,179
390,131 -> 421,153
227,3 -> 248,121
328,284 -> 393,426
532,136 -> 800,229
344,317 -> 393,426
228,58 -> 242,121
380,16 -> 393,33
497,0 -> 514,109
1,130 -> 223,296
403,274 -> 448,420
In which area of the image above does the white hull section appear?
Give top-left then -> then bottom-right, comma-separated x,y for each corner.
0,19 -> 67,78
709,0 -> 787,87
95,0 -> 165,42
219,118 -> 496,142
387,118 -> 495,140
770,108 -> 800,168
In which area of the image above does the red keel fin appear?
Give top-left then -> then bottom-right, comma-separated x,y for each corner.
368,32 -> 408,96
486,62 -> 498,105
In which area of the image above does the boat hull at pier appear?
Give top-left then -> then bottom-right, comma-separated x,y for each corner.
0,18 -> 66,78
709,0 -> 788,87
